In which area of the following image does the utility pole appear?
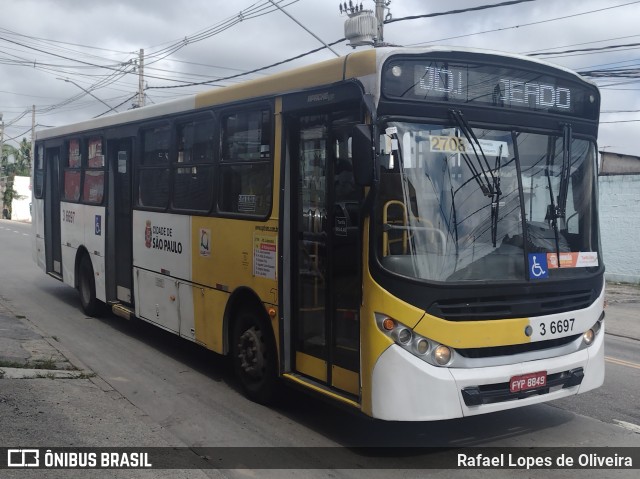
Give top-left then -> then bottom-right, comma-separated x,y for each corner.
375,0 -> 386,46
138,49 -> 145,108
0,112 -> 4,165
31,105 -> 35,169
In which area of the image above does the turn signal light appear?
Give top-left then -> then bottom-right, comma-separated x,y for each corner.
382,317 -> 395,331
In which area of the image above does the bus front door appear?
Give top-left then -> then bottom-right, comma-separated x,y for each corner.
291,112 -> 361,398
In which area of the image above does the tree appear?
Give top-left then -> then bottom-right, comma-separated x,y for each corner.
1,138 -> 32,217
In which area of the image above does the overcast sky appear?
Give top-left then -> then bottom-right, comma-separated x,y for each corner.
1,0 -> 639,155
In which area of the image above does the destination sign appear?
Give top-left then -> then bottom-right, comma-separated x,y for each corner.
382,58 -> 599,119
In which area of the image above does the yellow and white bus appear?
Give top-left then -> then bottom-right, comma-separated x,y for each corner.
32,46 -> 605,420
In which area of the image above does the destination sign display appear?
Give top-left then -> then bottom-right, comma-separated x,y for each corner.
382,58 -> 599,119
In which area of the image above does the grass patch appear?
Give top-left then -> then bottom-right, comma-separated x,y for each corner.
0,357 -> 77,371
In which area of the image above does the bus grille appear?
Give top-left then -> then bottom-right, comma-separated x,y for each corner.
456,334 -> 581,359
428,289 -> 595,321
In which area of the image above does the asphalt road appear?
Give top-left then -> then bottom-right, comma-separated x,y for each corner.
1,219 -> 639,478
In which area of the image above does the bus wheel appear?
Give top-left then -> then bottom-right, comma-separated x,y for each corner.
232,309 -> 278,404
78,254 -> 100,317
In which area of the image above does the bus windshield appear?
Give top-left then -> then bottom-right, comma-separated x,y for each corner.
376,121 -> 600,282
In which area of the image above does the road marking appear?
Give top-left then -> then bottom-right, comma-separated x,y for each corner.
613,419 -> 640,434
605,356 -> 640,370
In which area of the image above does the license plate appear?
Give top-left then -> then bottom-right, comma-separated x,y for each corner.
509,371 -> 547,393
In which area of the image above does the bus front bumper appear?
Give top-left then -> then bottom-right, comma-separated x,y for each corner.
370,325 -> 604,421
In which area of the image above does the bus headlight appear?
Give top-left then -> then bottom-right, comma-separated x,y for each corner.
396,327 -> 412,344
375,313 -> 454,367
415,338 -> 429,355
582,329 -> 594,345
433,345 -> 452,365
583,313 -> 604,346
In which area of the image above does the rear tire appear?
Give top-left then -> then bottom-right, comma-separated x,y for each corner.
78,254 -> 101,317
232,308 -> 278,404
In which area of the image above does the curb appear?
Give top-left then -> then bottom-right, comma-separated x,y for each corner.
0,367 -> 93,380
0,303 -> 94,377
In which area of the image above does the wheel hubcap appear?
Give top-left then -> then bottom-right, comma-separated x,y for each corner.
237,326 -> 265,379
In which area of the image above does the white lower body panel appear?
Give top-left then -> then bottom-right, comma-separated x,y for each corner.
371,327 -> 605,421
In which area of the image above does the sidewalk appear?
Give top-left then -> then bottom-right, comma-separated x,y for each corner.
0,302 -> 208,478
605,281 -> 640,341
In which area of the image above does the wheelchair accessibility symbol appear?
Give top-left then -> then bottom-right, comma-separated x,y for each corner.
528,254 -> 548,279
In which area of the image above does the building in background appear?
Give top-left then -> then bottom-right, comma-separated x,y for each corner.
599,151 -> 640,284
11,175 -> 31,222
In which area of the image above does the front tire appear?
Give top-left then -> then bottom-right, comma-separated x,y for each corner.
78,254 -> 101,317
232,309 -> 278,404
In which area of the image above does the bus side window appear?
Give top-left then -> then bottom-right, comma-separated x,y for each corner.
34,145 -> 45,199
173,118 -> 215,212
138,125 -> 170,208
63,138 -> 82,202
218,108 -> 272,216
82,137 -> 105,205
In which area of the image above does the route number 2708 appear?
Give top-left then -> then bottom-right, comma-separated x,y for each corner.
539,318 -> 575,336
429,135 -> 467,153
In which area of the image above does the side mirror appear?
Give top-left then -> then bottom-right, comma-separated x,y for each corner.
352,124 -> 374,186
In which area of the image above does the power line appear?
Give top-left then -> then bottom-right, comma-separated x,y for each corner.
601,109 -> 640,113
406,0 -> 640,47
601,119 -> 640,123
385,0 -> 537,24
531,42 -> 640,58
147,38 -> 347,90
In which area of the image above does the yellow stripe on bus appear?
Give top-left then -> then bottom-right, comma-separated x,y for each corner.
194,50 -> 377,110
414,313 -> 530,349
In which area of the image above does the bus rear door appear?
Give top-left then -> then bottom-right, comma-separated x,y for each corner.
44,147 -> 63,277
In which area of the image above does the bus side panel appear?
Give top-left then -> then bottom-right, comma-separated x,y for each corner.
33,199 -> 46,271
132,211 -> 191,280
60,202 -> 80,288
191,216 -> 279,354
132,211 -> 193,334
59,202 -> 106,302
83,204 -> 106,302
195,287 -> 227,354
134,268 -> 180,333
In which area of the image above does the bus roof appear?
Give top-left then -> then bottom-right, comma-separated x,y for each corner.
35,46 -> 595,141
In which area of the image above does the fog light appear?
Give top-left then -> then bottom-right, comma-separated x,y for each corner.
397,328 -> 412,344
391,65 -> 402,77
434,345 -> 451,365
415,338 -> 429,355
583,329 -> 595,345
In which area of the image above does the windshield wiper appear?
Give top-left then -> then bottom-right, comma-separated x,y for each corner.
449,109 -> 500,198
545,137 -> 563,264
490,145 -> 504,247
557,123 -> 572,218
450,109 -> 504,246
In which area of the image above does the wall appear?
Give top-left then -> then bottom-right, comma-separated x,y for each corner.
600,152 -> 640,175
598,174 -> 640,284
10,175 -> 31,222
